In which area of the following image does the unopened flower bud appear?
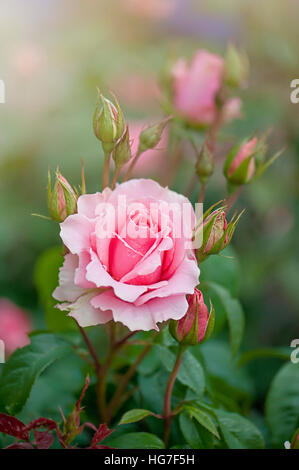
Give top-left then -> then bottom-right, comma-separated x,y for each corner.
169,289 -> 214,346
225,44 -> 249,88
93,91 -> 124,154
48,169 -> 77,223
112,125 -> 131,169
137,117 -> 170,155
195,143 -> 214,184
224,136 -> 258,188
195,204 -> 243,263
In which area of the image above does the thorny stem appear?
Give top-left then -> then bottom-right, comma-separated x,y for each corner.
163,345 -> 185,447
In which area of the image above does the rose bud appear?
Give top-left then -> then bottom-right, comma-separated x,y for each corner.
170,50 -> 241,128
93,91 -> 124,154
195,204 -> 244,263
224,44 -> 249,88
48,169 -> 77,223
169,289 -> 215,346
137,117 -> 171,155
0,298 -> 32,356
195,143 -> 214,184
112,125 -> 131,170
224,136 -> 258,188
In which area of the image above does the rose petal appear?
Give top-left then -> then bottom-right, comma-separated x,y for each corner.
60,214 -> 93,254
92,290 -> 189,331
53,254 -> 86,302
56,292 -> 112,327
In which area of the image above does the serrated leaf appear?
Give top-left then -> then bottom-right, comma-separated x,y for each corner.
119,409 -> 153,425
0,334 -> 72,415
184,404 -> 220,439
213,409 -> 265,449
266,362 -> 299,447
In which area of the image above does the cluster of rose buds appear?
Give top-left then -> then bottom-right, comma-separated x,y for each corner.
169,289 -> 214,347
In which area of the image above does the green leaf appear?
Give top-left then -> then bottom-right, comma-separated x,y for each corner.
34,246 -> 76,331
183,404 -> 220,439
119,409 -> 154,425
203,282 -> 245,356
266,362 -> 299,447
200,246 -> 240,296
104,432 -> 164,449
213,409 -> 265,449
157,346 -> 205,397
179,411 -> 202,448
197,340 -> 254,411
238,347 -> 291,367
0,333 -> 72,415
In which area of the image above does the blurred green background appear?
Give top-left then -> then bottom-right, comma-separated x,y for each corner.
0,0 -> 298,445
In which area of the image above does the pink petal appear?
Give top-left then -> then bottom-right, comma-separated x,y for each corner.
56,292 -> 112,327
91,290 -> 189,331
60,214 -> 93,254
135,255 -> 199,306
85,251 -> 148,302
53,254 -> 86,302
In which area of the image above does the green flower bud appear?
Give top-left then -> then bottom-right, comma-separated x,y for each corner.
112,126 -> 131,169
137,117 -> 170,155
225,44 -> 249,88
93,91 -> 124,154
47,169 -> 77,223
195,143 -> 214,184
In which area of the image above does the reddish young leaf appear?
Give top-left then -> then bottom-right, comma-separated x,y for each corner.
26,417 -> 57,432
90,423 -> 113,449
75,375 -> 90,413
34,430 -> 55,449
0,413 -> 29,441
5,442 -> 34,449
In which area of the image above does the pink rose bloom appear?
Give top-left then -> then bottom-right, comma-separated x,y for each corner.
122,121 -> 168,177
172,50 -> 241,126
228,137 -> 257,182
0,298 -> 32,356
53,179 -> 199,331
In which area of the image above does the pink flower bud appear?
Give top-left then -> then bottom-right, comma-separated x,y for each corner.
225,137 -> 257,185
204,209 -> 228,253
171,50 -> 241,127
169,289 -> 214,346
195,204 -> 243,263
0,298 -> 32,356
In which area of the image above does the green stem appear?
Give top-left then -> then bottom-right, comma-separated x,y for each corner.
102,150 -> 111,189
163,345 -> 185,447
123,149 -> 142,181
